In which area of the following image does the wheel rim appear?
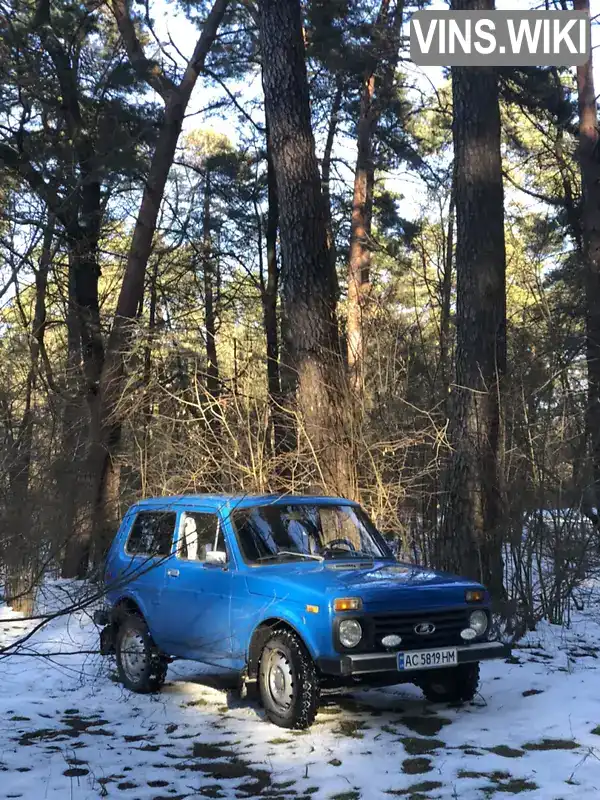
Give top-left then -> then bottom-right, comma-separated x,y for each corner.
265,648 -> 294,711
120,629 -> 147,683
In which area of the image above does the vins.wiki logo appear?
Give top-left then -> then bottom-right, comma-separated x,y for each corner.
410,10 -> 590,67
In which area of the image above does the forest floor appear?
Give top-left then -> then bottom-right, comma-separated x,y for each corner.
1,584 -> 600,800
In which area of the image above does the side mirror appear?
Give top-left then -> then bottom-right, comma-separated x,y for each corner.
205,550 -> 227,566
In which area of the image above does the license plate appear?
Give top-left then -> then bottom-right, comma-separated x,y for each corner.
397,648 -> 458,671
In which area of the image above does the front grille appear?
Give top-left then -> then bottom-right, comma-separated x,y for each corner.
371,608 -> 470,650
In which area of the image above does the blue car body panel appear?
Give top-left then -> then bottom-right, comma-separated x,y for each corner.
103,493 -> 493,673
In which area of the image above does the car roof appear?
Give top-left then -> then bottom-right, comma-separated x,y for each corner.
130,493 -> 359,514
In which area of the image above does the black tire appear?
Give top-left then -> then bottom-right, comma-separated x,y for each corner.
418,662 -> 480,704
115,614 -> 168,694
258,628 -> 320,729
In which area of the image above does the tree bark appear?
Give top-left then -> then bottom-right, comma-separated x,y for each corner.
143,256 -> 159,425
263,130 -> 287,454
321,78 -> 344,284
202,171 -> 220,402
347,0 -> 404,393
36,0 -> 105,403
441,0 -> 507,600
257,0 -> 356,498
440,165 -> 456,404
574,0 -> 600,523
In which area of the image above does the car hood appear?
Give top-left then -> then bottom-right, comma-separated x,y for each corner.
244,561 -> 485,612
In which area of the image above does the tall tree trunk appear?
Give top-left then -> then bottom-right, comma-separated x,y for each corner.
72,179 -> 105,406
263,130 -> 286,454
202,171 -> 220,402
321,78 -> 343,283
60,246 -> 93,579
83,0 -> 229,560
142,256 -> 159,428
4,214 -> 55,612
61,194 -> 104,579
14,214 -> 55,495
440,166 -> 456,405
441,0 -> 507,601
347,70 -> 376,392
257,0 -> 356,498
347,0 -> 404,393
574,0 -> 600,524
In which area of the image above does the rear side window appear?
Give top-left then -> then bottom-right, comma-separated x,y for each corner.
126,511 -> 177,557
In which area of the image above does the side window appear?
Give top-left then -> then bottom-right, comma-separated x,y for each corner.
126,512 -> 176,557
177,512 -> 225,562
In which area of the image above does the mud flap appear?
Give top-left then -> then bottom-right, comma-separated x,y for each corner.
99,623 -> 116,656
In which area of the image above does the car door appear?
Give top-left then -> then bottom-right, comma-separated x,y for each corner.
120,509 -> 178,642
157,509 -> 233,664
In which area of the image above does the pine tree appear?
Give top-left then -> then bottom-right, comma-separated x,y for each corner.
441,0 -> 507,599
257,0 -> 356,497
573,0 -> 600,523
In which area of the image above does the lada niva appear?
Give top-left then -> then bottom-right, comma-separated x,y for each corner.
94,494 -> 510,728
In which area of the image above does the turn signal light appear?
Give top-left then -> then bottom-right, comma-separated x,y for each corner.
334,597 -> 362,612
465,589 -> 485,603
305,604 -> 319,614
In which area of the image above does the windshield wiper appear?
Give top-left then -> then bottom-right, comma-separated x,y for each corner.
258,551 -> 324,562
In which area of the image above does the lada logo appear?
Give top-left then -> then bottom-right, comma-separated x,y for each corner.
414,622 -> 436,635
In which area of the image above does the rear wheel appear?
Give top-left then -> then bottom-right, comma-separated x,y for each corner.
258,628 -> 320,729
115,614 -> 168,694
418,662 -> 480,703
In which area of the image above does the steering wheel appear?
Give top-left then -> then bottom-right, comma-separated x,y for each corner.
321,538 -> 356,554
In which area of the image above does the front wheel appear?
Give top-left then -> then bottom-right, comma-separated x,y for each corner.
115,614 -> 168,694
258,628 -> 320,729
418,662 -> 480,704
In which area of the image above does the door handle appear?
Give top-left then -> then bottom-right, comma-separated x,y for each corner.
167,568 -> 180,578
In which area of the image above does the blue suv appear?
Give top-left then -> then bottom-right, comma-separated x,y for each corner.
95,494 -> 510,729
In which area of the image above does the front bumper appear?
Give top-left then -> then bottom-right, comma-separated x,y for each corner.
317,641 -> 511,676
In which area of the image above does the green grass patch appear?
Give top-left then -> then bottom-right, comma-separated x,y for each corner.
318,705 -> 343,716
522,739 -> 578,751
191,741 -> 236,760
401,737 -> 445,755
494,778 -> 538,794
400,716 -> 452,737
335,719 -> 369,739
386,781 -> 443,796
458,770 -> 511,781
486,745 -> 526,758
63,767 -> 89,777
402,757 -> 433,775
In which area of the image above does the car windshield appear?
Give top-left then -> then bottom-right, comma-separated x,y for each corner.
231,503 -> 394,564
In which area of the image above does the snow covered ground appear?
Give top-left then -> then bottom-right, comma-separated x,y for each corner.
1,584 -> 600,800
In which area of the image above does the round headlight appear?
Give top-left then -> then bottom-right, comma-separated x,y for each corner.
339,619 -> 362,648
469,610 -> 488,636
